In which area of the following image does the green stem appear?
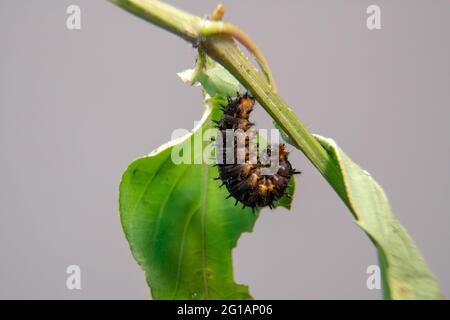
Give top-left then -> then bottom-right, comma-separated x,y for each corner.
110,0 -> 347,201
199,21 -> 278,92
111,0 -> 202,43
190,49 -> 207,84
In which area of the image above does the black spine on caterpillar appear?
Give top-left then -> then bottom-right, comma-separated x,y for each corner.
215,92 -> 299,210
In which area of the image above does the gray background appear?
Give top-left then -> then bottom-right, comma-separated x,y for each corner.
1,0 -> 449,299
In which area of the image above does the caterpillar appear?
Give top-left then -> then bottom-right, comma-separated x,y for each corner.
214,92 -> 299,211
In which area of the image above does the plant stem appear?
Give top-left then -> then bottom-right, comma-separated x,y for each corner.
110,0 -> 348,201
111,0 -> 202,43
199,22 -> 278,92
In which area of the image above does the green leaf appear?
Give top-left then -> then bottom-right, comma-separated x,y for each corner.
120,56 -> 295,299
315,135 -> 441,300
178,63 -> 240,97
120,96 -> 295,299
119,103 -> 253,299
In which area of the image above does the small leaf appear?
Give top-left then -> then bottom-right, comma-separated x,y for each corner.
177,68 -> 196,84
178,63 -> 240,98
273,177 -> 295,210
315,135 -> 441,300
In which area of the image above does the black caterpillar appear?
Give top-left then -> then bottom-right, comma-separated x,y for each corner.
214,92 -> 299,210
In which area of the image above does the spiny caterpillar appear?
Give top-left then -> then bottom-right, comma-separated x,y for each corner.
214,92 -> 299,211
